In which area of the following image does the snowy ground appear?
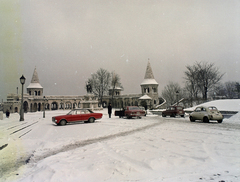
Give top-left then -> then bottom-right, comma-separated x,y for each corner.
1,100 -> 240,182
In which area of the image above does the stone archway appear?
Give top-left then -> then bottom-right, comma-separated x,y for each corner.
102,101 -> 107,108
59,102 -> 64,109
51,102 -> 58,110
38,103 -> 41,111
23,101 -> 28,112
65,101 -> 72,109
140,100 -> 148,110
33,103 -> 37,112
45,103 -> 50,110
73,102 -> 77,109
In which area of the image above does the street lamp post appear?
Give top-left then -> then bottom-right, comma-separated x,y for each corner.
43,96 -> 45,118
176,90 -> 179,106
20,75 -> 26,121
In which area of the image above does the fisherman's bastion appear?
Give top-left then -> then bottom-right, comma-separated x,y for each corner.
2,61 -> 162,113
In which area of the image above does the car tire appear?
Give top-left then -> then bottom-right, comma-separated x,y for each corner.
190,116 -> 195,122
162,114 -> 166,117
59,119 -> 67,126
217,120 -> 223,123
203,117 -> 209,123
88,117 -> 95,123
181,115 -> 185,118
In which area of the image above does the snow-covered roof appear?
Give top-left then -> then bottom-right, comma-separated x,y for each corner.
27,83 -> 43,89
141,79 -> 158,85
109,86 -> 122,90
139,94 -> 152,100
27,67 -> 43,89
141,61 -> 159,86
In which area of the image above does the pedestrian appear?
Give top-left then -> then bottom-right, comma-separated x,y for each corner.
108,103 -> 112,118
6,109 -> 10,118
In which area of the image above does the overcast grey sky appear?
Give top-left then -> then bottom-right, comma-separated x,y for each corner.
1,0 -> 240,101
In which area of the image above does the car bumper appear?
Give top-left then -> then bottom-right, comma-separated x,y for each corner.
52,117 -> 58,124
129,113 -> 145,117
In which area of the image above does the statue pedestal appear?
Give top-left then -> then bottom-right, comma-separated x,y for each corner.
81,94 -> 102,110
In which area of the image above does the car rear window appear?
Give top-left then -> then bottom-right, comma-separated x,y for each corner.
208,107 -> 217,111
176,107 -> 183,110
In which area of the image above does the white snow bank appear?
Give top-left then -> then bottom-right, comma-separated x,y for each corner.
185,99 -> 240,112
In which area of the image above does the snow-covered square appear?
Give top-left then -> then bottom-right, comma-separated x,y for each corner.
1,100 -> 240,182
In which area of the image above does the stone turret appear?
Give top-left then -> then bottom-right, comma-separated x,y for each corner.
140,61 -> 159,107
27,67 -> 43,96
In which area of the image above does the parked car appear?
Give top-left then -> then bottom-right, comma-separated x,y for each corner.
139,106 -> 147,116
189,106 -> 223,123
162,106 -> 185,117
52,109 -> 103,126
115,106 -> 146,119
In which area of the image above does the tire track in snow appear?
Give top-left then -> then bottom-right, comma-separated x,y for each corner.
29,121 -> 164,163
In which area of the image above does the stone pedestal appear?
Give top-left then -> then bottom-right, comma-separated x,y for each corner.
82,94 -> 101,110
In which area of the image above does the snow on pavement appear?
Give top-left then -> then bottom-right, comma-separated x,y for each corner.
0,101 -> 240,182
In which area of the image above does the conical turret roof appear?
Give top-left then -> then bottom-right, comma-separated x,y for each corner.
141,61 -> 158,85
27,67 -> 43,89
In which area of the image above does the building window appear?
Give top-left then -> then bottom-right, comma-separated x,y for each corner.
153,87 -> 157,92
145,88 -> 149,93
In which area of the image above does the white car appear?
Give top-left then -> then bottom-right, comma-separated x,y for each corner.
189,106 -> 223,123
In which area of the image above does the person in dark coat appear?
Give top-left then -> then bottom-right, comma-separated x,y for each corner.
6,109 -> 10,118
108,103 -> 112,118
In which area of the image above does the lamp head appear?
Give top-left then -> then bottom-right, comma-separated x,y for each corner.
20,75 -> 26,85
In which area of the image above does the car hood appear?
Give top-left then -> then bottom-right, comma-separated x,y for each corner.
52,114 -> 68,118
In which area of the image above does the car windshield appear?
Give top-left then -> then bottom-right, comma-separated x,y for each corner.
129,107 -> 140,110
195,107 -> 206,112
167,107 -> 175,111
67,110 -> 75,115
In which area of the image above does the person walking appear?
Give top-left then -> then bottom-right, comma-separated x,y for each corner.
108,103 -> 112,118
6,109 -> 10,118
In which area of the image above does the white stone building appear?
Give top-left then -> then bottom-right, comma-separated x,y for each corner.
3,61 -> 161,113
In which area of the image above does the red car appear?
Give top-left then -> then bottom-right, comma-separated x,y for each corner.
115,106 -> 146,119
52,109 -> 103,126
162,106 -> 185,117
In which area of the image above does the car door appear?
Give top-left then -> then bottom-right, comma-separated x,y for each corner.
192,107 -> 204,120
67,110 -> 77,122
81,109 -> 90,121
75,110 -> 83,122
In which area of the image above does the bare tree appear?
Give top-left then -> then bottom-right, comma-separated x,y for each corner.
236,82 -> 240,98
184,62 -> 224,101
87,68 -> 111,106
184,65 -> 200,105
110,71 -> 123,107
162,82 -> 182,106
